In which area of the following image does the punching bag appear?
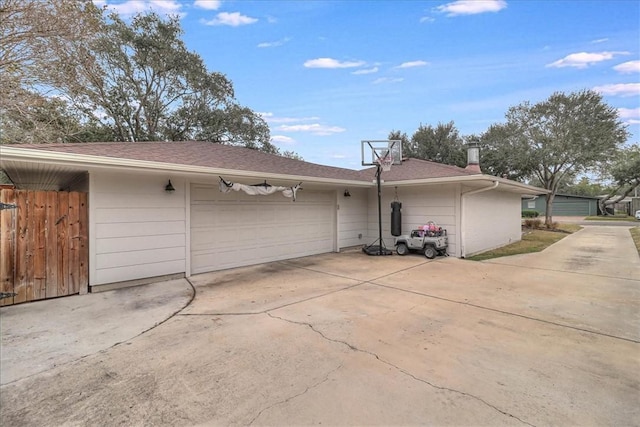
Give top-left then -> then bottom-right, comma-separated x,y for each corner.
391,201 -> 402,236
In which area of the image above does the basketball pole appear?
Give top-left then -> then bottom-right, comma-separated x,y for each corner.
376,163 -> 383,255
362,158 -> 392,256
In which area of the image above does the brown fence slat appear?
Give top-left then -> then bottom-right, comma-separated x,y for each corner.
57,191 -> 70,297
78,192 -> 89,294
45,191 -> 59,298
0,189 -> 16,306
14,190 -> 29,304
32,191 -> 47,300
68,192 -> 80,294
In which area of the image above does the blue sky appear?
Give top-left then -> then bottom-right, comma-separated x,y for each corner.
96,0 -> 639,169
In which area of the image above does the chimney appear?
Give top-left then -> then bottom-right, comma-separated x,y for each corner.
465,141 -> 481,173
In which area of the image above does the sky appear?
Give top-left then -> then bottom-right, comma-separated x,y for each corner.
94,0 -> 640,169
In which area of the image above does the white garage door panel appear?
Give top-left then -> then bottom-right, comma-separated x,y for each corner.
191,185 -> 335,274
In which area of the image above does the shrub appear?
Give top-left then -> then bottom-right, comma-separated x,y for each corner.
522,210 -> 540,218
545,221 -> 559,230
524,218 -> 542,229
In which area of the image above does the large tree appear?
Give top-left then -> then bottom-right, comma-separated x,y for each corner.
481,90 -> 628,225
1,3 -> 276,153
390,121 -> 466,167
42,11 -> 275,151
598,144 -> 640,214
0,0 -> 104,143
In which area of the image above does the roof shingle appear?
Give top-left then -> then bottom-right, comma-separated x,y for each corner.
11,141 -> 480,183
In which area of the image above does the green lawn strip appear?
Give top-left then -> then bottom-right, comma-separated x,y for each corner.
584,215 -> 637,221
630,227 -> 640,257
468,224 -> 582,261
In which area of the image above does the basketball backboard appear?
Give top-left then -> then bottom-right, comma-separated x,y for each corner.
361,140 -> 402,166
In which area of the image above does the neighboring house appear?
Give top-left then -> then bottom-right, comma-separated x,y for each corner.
1,141 -> 545,292
522,194 -> 600,217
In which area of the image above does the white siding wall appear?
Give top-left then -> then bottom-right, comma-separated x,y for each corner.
367,185 -> 459,256
463,189 -> 521,256
337,188 -> 368,249
91,172 -> 186,285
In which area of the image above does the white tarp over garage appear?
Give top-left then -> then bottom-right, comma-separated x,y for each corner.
190,183 -> 336,274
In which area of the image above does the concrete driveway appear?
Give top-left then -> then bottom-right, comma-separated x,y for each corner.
1,226 -> 639,426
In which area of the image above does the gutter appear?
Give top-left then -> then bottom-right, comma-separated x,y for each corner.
460,180 -> 499,258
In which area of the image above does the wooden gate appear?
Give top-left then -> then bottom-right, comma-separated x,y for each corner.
0,189 -> 88,306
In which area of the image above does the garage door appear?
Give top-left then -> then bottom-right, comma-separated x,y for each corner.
552,201 -> 591,216
190,184 -> 335,274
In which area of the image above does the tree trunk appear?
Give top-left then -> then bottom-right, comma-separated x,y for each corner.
545,193 -> 555,227
599,181 -> 640,216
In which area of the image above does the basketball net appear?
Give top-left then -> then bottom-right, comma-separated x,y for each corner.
378,155 -> 393,172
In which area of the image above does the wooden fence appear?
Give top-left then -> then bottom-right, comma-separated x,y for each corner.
0,189 -> 88,306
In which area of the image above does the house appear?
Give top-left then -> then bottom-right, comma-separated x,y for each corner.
522,194 -> 600,217
0,141 -> 545,293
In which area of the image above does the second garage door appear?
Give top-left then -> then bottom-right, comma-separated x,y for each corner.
552,200 -> 591,216
190,183 -> 336,274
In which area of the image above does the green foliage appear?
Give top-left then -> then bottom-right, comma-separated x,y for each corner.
598,144 -> 640,213
279,150 -> 304,161
562,177 -> 609,197
2,5 -> 275,153
391,122 -> 466,167
482,90 -> 629,224
522,210 -> 539,218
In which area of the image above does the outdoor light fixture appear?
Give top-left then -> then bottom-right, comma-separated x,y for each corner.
344,189 -> 351,197
165,180 -> 175,192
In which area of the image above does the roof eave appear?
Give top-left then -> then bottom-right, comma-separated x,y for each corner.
384,174 -> 549,195
0,146 -> 372,187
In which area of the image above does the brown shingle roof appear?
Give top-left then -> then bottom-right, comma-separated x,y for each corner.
359,158 -> 478,181
12,141 -> 479,183
16,141 -> 367,181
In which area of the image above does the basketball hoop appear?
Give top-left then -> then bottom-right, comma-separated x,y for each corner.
378,156 -> 393,172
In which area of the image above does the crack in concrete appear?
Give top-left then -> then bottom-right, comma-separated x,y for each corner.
267,312 -> 536,427
372,282 -> 640,344
247,363 -> 343,425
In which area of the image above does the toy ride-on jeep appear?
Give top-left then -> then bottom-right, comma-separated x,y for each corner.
394,222 -> 448,259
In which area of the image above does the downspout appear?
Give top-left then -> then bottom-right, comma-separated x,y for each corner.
460,181 -> 499,258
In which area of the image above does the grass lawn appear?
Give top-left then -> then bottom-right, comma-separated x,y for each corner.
630,227 -> 640,257
584,215 -> 637,221
468,224 -> 582,261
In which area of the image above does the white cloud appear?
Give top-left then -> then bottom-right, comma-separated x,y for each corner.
435,0 -> 507,16
304,58 -> 366,69
419,16 -> 435,23
98,0 -> 183,16
352,67 -> 379,75
613,60 -> 640,74
260,113 -> 320,124
547,51 -> 629,69
617,107 -> 640,119
591,38 -> 609,44
202,12 -> 258,26
257,38 -> 290,48
193,0 -> 220,10
593,83 -> 640,97
395,60 -> 429,69
373,77 -> 404,84
270,135 -> 296,145
277,124 -> 346,136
